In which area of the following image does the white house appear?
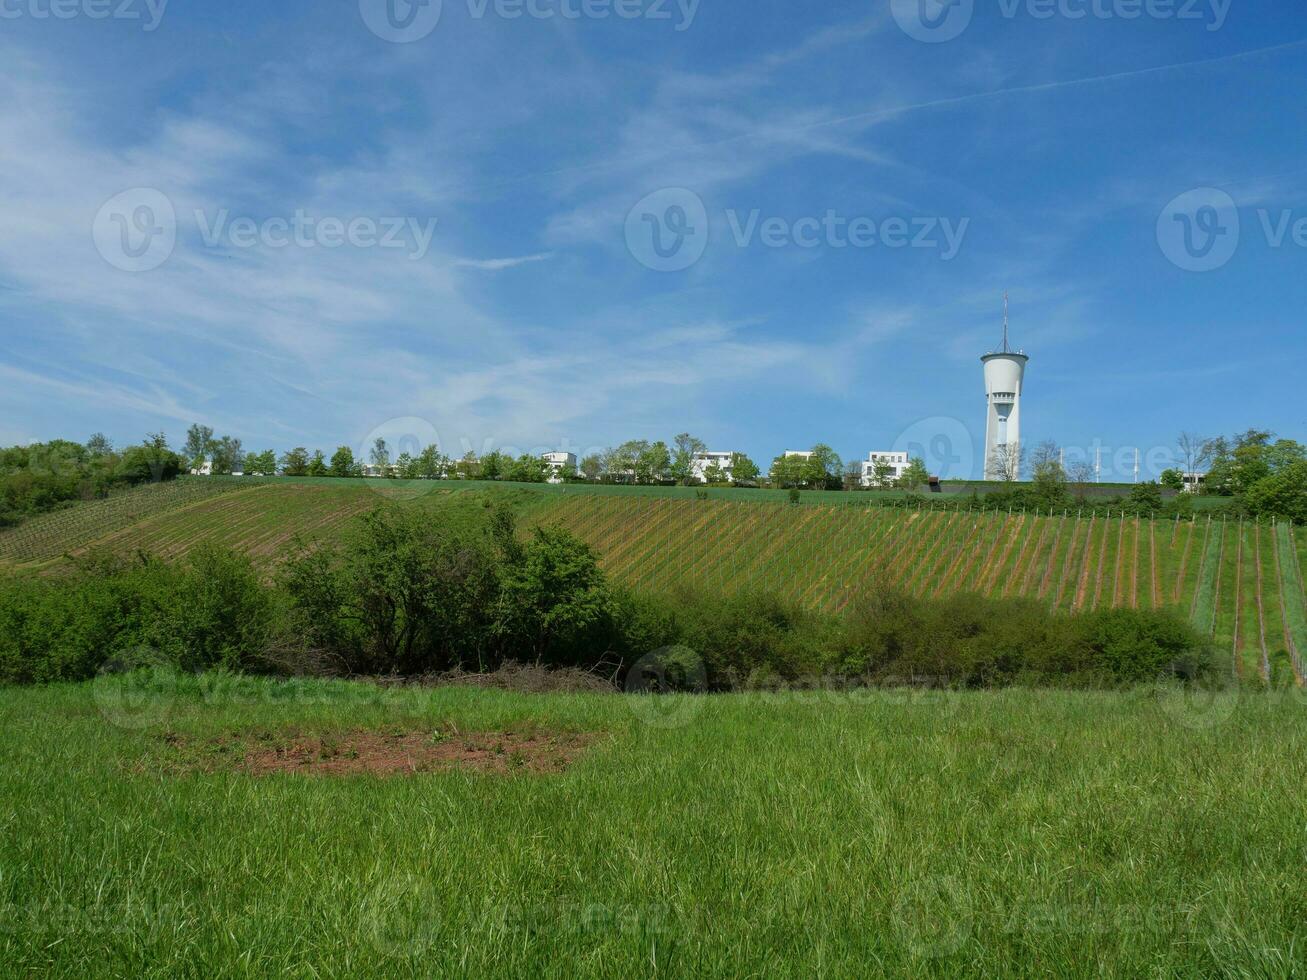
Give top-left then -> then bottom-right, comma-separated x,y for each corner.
691,451 -> 736,483
783,450 -> 814,460
361,462 -> 401,478
1181,471 -> 1207,494
189,460 -> 213,476
542,452 -> 578,483
855,451 -> 910,488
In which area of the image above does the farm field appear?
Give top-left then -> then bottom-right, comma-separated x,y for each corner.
0,478 -> 266,565
3,480 -> 1304,682
3,676 -> 1306,977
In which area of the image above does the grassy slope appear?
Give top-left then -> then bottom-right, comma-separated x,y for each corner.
3,480 -> 1306,670
2,677 -> 1305,977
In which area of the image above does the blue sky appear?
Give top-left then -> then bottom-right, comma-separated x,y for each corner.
1,0 -> 1304,479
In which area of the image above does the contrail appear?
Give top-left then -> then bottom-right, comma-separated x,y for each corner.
476,37 -> 1307,194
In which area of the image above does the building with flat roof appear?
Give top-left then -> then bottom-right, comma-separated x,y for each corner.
541,451 -> 577,483
691,451 -> 737,483
854,451 -> 909,487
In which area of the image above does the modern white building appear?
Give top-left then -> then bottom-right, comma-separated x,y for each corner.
691,451 -> 736,483
981,295 -> 1029,481
541,451 -> 577,483
854,451 -> 909,487
361,462 -> 400,478
189,460 -> 213,476
1181,471 -> 1207,494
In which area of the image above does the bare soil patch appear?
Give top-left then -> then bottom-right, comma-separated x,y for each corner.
162,728 -> 597,777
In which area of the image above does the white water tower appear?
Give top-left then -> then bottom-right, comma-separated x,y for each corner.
981,294 -> 1029,480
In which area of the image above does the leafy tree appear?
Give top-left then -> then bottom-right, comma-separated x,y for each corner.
307,450 -> 328,477
282,506 -> 501,675
804,445 -> 842,490
115,435 -> 182,485
369,438 -> 390,471
417,445 -> 448,480
495,525 -> 612,663
636,441 -> 671,485
506,454 -> 550,484
1128,481 -> 1164,514
769,453 -> 807,489
1159,468 -> 1185,491
480,451 -> 507,481
671,433 -> 707,485
455,452 -> 481,480
580,454 -> 603,482
210,436 -> 243,475
900,457 -> 930,492
729,452 -> 760,486
329,446 -> 356,478
86,433 -> 113,458
395,452 -> 418,479
244,450 -> 276,476
704,459 -> 728,485
1245,461 -> 1307,523
280,447 -> 310,476
610,441 -> 648,484
871,457 -> 895,488
1026,443 -> 1069,509
1204,431 -> 1305,496
184,424 -> 215,467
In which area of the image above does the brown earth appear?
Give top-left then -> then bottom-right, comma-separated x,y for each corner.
161,728 -> 597,777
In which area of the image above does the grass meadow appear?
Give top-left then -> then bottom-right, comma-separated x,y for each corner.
3,675 -> 1306,976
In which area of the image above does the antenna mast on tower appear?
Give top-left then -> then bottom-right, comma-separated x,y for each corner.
1001,291 -> 1011,354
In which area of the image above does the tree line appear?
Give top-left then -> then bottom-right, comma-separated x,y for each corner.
0,433 -> 183,527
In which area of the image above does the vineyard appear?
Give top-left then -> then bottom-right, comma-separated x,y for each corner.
3,481 -> 1305,682
522,495 -> 1307,682
0,478 -> 266,565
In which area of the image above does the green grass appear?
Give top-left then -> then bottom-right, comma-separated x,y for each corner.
3,676 -> 1306,976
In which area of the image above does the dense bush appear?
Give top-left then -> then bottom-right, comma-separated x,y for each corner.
0,546 -> 273,684
0,504 -> 1216,690
0,436 -> 183,528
